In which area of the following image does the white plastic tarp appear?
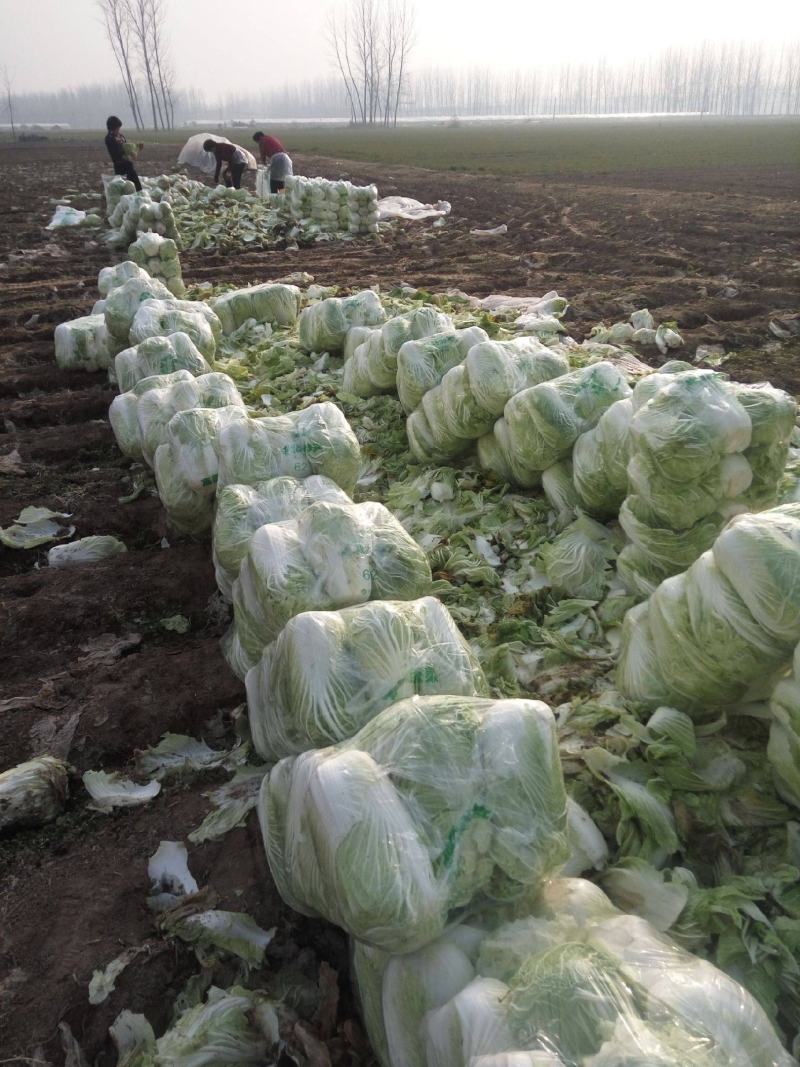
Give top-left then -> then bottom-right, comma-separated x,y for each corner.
177,133 -> 257,175
376,196 -> 451,222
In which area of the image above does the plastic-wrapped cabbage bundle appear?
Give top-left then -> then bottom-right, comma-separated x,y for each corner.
617,370 -> 795,597
396,327 -> 490,413
212,474 -> 352,599
344,307 -> 456,397
259,695 -> 568,953
246,596 -> 488,759
210,282 -> 301,334
128,231 -> 185,297
228,500 -> 431,676
298,290 -> 386,352
571,399 -> 634,517
109,369 -> 244,464
129,298 -> 221,359
479,363 -> 632,488
215,401 -> 361,499
617,503 -> 800,711
407,339 -> 570,462
767,643 -> 800,809
539,515 -> 617,599
97,259 -> 148,298
733,382 -> 797,509
114,332 -> 211,393
153,406 -> 250,535
103,274 -> 173,344
54,314 -> 112,371
104,174 -> 135,218
353,877 -> 793,1067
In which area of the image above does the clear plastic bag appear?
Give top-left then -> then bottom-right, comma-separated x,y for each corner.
259,695 -> 568,953
246,595 -> 488,759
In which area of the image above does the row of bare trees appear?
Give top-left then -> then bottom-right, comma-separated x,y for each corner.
98,0 -> 174,129
329,0 -> 414,125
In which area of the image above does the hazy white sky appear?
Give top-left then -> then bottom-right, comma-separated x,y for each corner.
1,0 -> 798,94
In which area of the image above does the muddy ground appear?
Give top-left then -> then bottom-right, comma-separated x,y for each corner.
0,140 -> 798,1064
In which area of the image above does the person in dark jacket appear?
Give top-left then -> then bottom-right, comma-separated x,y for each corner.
253,131 -> 293,193
104,115 -> 142,191
203,139 -> 248,189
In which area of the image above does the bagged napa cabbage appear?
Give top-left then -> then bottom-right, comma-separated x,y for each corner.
767,642 -> 800,809
103,275 -> 173,343
54,314 -> 112,371
395,327 -> 489,412
128,232 -> 185,298
407,339 -> 569,462
114,332 -> 211,393
352,876 -> 793,1067
0,756 -> 69,834
617,370 -> 795,597
478,363 -> 631,488
153,406 -> 250,535
97,259 -> 148,298
259,695 -> 568,953
539,515 -> 618,599
572,399 -> 634,517
215,401 -> 361,496
109,370 -> 244,464
617,503 -> 800,712
210,282 -> 301,333
246,596 -> 488,759
227,500 -> 431,677
212,474 -> 352,599
298,289 -> 386,352
129,298 -> 221,359
343,306 -> 454,396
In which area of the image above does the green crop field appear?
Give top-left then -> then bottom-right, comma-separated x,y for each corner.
5,117 -> 799,178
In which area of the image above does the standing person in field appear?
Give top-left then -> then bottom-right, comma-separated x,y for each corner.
104,116 -> 142,191
203,139 -> 248,189
253,131 -> 293,193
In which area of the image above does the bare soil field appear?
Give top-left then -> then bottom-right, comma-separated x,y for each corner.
0,139 -> 798,1064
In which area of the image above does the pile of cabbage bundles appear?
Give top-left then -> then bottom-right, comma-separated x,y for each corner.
105,186 -> 180,249
618,502 -> 800,716
127,231 -> 185,297
591,307 -> 684,352
282,175 -> 380,235
352,876 -> 793,1067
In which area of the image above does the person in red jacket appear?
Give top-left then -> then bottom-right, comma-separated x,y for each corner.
253,131 -> 293,193
203,139 -> 248,189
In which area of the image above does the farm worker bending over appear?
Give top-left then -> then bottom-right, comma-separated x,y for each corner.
105,115 -> 142,191
253,131 -> 293,193
204,139 -> 248,189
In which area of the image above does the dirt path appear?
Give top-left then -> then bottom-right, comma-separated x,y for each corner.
0,140 -> 797,1063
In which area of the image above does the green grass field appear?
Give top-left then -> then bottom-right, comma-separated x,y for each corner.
4,117 -> 799,177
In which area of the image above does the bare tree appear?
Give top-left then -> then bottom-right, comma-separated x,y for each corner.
128,0 -> 175,128
329,0 -> 415,126
2,67 -> 16,138
97,0 -> 144,128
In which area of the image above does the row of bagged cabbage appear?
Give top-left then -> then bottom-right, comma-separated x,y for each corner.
53,266 -> 799,1063
303,292 -> 797,605
275,174 -> 380,235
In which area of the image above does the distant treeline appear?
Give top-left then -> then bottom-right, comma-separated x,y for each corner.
9,41 -> 800,126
